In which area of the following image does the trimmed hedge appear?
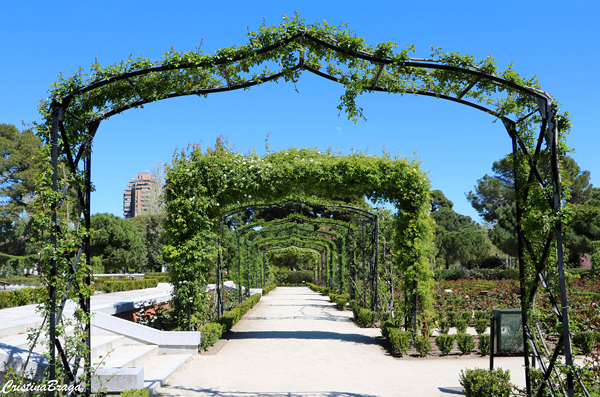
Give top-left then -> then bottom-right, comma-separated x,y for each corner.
0,286 -> 47,309
275,270 -> 313,284
388,328 -> 411,356
456,333 -> 475,355
262,282 -> 277,295
414,334 -> 432,357
436,334 -> 455,356
121,389 -> 149,397
329,293 -> 350,311
217,293 -> 261,332
434,268 -> 519,281
459,368 -> 512,397
199,293 -> 262,350
199,322 -> 225,350
95,278 -> 159,293
478,334 -> 491,356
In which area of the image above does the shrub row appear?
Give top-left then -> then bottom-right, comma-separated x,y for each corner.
199,293 -> 262,350
349,300 -> 378,327
329,293 -> 349,310
262,282 -> 277,295
0,286 -> 47,309
307,283 -> 329,295
217,293 -> 261,332
0,276 -> 42,286
199,322 -> 225,350
435,333 -> 488,356
434,268 -> 519,281
95,278 -> 159,293
275,270 -> 313,285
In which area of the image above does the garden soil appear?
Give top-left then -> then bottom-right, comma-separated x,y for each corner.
156,287 -> 527,397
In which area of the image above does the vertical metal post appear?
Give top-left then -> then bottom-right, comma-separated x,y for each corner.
237,230 -> 242,304
347,234 -> 353,299
320,249 -> 324,283
47,106 -> 61,396
262,250 -> 265,288
246,245 -> 250,297
512,135 -> 532,396
216,237 -> 222,318
338,240 -> 345,294
84,139 -> 92,397
361,217 -> 366,307
373,215 -> 379,312
548,106 -> 575,397
490,315 -> 495,370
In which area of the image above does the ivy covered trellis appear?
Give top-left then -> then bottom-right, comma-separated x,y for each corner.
31,13 -> 581,396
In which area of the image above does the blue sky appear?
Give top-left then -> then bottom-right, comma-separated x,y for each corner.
1,1 -> 598,222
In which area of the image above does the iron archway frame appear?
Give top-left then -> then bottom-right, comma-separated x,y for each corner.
39,21 -> 575,397
219,200 -> 375,306
237,212 -> 355,293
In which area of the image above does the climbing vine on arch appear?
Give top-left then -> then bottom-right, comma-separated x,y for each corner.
163,140 -> 434,329
31,12 -> 578,394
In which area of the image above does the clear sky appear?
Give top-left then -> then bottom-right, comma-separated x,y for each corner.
1,1 -> 598,222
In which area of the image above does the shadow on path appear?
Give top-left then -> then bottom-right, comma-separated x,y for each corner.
227,330 -> 378,345
159,387 -> 379,397
438,387 -> 465,395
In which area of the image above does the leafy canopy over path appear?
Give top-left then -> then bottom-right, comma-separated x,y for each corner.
163,140 -> 433,326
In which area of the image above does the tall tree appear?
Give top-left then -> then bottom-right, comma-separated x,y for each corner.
468,155 -> 592,222
0,124 -> 42,241
90,213 -> 146,273
430,189 -> 453,212
129,213 -> 166,272
432,209 -> 490,269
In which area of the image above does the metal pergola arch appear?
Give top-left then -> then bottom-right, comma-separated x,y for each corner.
41,24 -> 576,397
218,200 -> 376,308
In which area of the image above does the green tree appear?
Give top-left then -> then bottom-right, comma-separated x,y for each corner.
430,189 -> 454,212
466,157 -> 514,223
128,214 -> 166,272
90,213 -> 146,273
432,209 -> 490,269
564,190 -> 600,265
467,155 -> 594,263
467,155 -> 591,222
0,123 -> 42,241
488,204 -> 518,257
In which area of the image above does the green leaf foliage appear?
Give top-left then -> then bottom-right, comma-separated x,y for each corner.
459,368 -> 512,397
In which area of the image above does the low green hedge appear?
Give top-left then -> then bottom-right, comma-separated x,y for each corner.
121,389 -> 149,397
307,283 -> 329,295
0,276 -> 42,286
0,286 -> 47,309
479,334 -> 491,355
200,293 -> 262,350
199,322 -> 225,350
456,333 -> 475,355
388,328 -> 411,356
262,282 -> 277,295
459,368 -> 512,397
95,278 -> 159,293
434,268 -> 519,281
355,307 -> 376,327
436,334 -> 455,356
275,270 -> 313,284
217,293 -> 261,332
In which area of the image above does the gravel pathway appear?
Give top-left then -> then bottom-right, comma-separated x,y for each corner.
156,287 -> 526,397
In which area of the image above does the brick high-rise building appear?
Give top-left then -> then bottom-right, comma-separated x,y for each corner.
123,172 -> 154,218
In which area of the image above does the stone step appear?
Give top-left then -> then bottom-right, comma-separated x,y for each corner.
0,326 -> 123,357
142,353 -> 193,395
91,334 -> 127,359
96,344 -> 159,368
